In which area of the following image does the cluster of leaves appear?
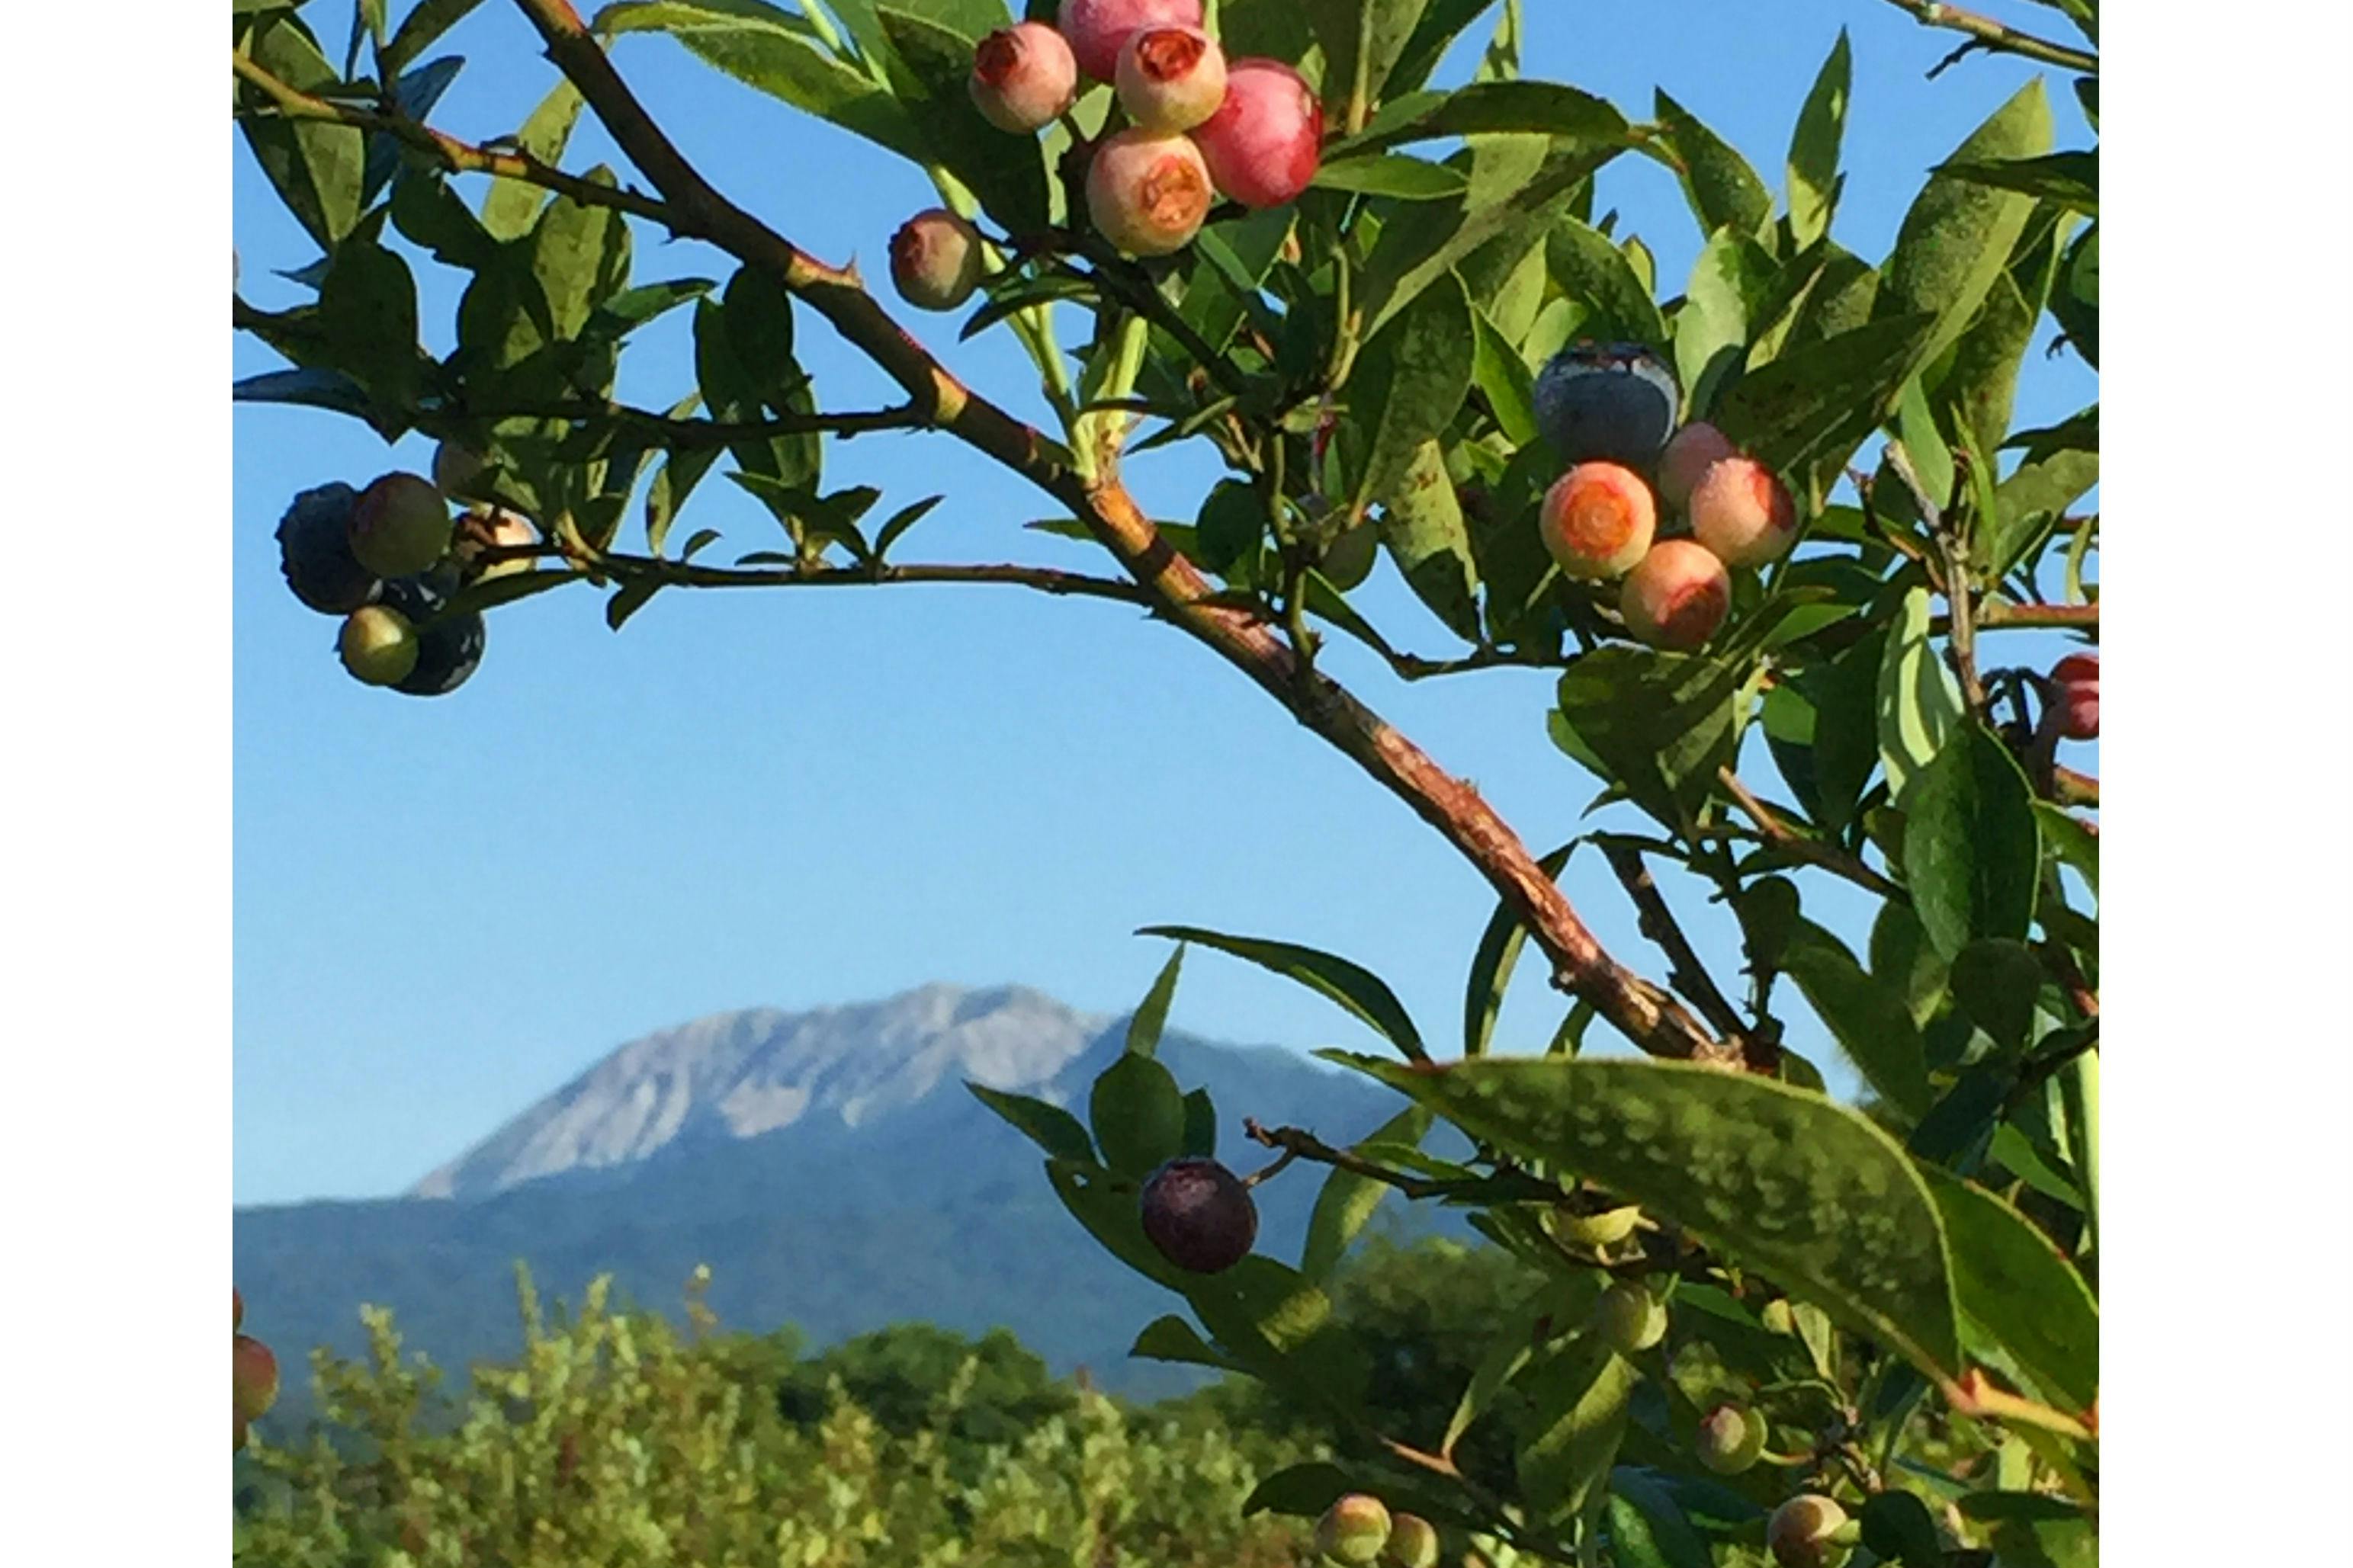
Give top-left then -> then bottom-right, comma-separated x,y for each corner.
233,1267 -> 1324,1567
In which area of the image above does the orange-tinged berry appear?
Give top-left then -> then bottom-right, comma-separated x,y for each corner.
1620,540 -> 1732,650
1539,462 -> 1657,579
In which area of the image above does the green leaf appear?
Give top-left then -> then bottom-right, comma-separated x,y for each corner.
1241,1461 -> 1356,1518
1921,1168 -> 2097,1411
1194,479 -> 1267,577
531,167 -> 634,339
1555,645 -> 1748,834
382,0 -> 484,77
1875,79 -> 2053,376
1377,442 -> 1481,641
1876,585 -> 1963,806
605,578 -> 661,629
1311,152 -> 1469,199
1180,1086 -> 1218,1159
233,366 -> 375,418
1904,724 -> 2042,957
1141,925 -> 1428,1063
1337,1055 -> 1965,1383
1347,271 -> 1476,516
1963,1494 -> 2098,1568
1441,1305 -> 1539,1459
1870,901 -> 1950,1027
1472,311 -> 1538,446
1860,1490 -> 1944,1565
966,1082 -> 1096,1165
1948,938 -> 2042,1054
1129,1314 -> 1247,1374
479,76 -> 584,242
1652,90 -> 1773,241
239,15 -> 366,248
1675,226 -> 1773,420
1385,0 -> 1510,98
1781,921 -> 1932,1121
2035,803 -> 2098,900
1301,1104 -> 1432,1283
1608,1480 -> 1713,1568
1090,1051 -> 1187,1178
360,54 -> 464,207
875,7 -> 1051,230
388,166 -> 494,270
1713,313 -> 1934,503
1184,1255 -> 1371,1416
1545,217 -> 1668,349
2050,223 -> 2098,367
1342,80 -> 1628,155
1941,271 -> 2037,470
1936,150 -> 2097,215
601,1 -> 927,162
1516,1341 -> 1639,1524
1786,30 -> 1851,249
1464,842 -> 1577,1057
1048,1158 -> 1190,1291
316,236 -> 422,409
1126,944 -> 1185,1059
1893,380 -> 1953,517
1990,445 -> 2098,579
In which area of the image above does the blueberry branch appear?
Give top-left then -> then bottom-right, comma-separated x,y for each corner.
1598,840 -> 1769,1066
1876,0 -> 2098,75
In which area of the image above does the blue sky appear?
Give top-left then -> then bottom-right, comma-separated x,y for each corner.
233,0 -> 2097,1206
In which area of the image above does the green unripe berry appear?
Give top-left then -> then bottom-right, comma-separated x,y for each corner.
1546,1203 -> 1642,1248
1767,1495 -> 1853,1568
889,209 -> 984,312
1591,1280 -> 1668,1353
349,471 -> 454,579
1314,1494 -> 1392,1566
1379,1512 -> 1439,1568
1320,521 -> 1379,589
1695,1403 -> 1767,1474
339,604 -> 421,687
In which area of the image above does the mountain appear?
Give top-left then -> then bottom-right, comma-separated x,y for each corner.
234,984 -> 1457,1423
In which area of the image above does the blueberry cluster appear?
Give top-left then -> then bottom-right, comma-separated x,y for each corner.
1533,343 -> 1802,652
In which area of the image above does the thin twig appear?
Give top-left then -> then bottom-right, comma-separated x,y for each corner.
1598,841 -> 1765,1067
1877,0 -> 2098,75
1716,769 -> 1907,900
589,552 -> 1157,607
456,398 -> 925,445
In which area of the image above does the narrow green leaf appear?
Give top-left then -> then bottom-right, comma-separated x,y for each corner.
1130,1314 -> 1247,1373
480,77 -> 584,242
1608,1482 -> 1713,1568
1860,1490 -> 1945,1565
1876,585 -> 1963,806
382,0 -> 483,77
1337,1055 -> 1965,1383
1340,80 -> 1628,156
966,1082 -> 1096,1165
1948,938 -> 2043,1053
1654,90 -> 1773,240
1920,1166 -> 2098,1412
1090,1051 -> 1187,1177
1142,925 -> 1429,1063
1787,30 -> 1851,249
1126,944 -> 1185,1059
1311,152 -> 1469,199
1180,1086 -> 1218,1159
1441,1312 -> 1539,1460
1347,271 -> 1476,517
605,578 -> 660,629
239,15 -> 365,248
1545,217 -> 1668,348
1047,1158 -> 1189,1291
1713,312 -> 1934,502
1184,1255 -> 1370,1416
1935,151 -> 2097,215
1378,441 -> 1481,640
1781,921 -> 1932,1120
875,6 -> 1051,230
1904,724 -> 2042,957
1463,841 -> 1578,1057
1472,312 -> 1538,447
1516,1340 -> 1639,1524
1870,900 -> 1950,1026
1302,1104 -> 1433,1281
2034,803 -> 2098,899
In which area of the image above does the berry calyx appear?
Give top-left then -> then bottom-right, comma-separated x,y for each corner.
969,22 -> 1080,133
1085,130 -> 1213,256
1314,1494 -> 1393,1566
1193,58 -> 1323,210
275,483 -> 380,615
1138,1156 -> 1257,1275
1696,1403 -> 1767,1474
1689,456 -> 1799,568
2048,652 -> 2098,739
1533,343 -> 1680,469
1657,420 -> 1739,511
1380,1512 -> 1440,1568
1116,26 -> 1226,133
1767,1495 -> 1853,1568
349,472 -> 454,579
1058,0 -> 1202,83
890,209 -> 984,312
339,604 -> 421,688
1620,540 -> 1732,651
1540,462 -> 1658,580
1591,1280 -> 1668,1353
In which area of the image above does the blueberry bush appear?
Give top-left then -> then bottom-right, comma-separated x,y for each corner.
233,1 -> 2099,1562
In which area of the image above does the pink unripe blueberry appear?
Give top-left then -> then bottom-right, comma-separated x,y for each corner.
233,1333 -> 280,1425
349,471 -> 454,579
1193,58 -> 1323,210
970,23 -> 1079,133
1058,0 -> 1202,82
1767,1495 -> 1853,1568
891,209 -> 984,311
1380,1512 -> 1440,1568
1116,27 -> 1226,133
1657,420 -> 1739,511
2049,652 -> 2098,739
1139,1156 -> 1257,1274
1085,130 -> 1213,255
1689,456 -> 1799,568
454,507 -> 539,585
1315,1494 -> 1393,1566
1621,540 -> 1732,651
339,604 -> 421,687
1591,1280 -> 1668,1353
1540,462 -> 1657,580
1696,1403 -> 1767,1474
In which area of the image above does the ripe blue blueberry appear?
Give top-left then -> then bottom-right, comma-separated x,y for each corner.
1533,342 -> 1680,469
275,483 -> 381,615
380,576 -> 486,698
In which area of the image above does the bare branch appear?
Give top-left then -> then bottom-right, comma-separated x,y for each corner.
1876,0 -> 2098,75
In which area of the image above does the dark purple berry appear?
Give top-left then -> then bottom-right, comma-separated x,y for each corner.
1139,1156 -> 1257,1275
379,576 -> 486,698
1533,341 -> 1680,469
275,483 -> 381,615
